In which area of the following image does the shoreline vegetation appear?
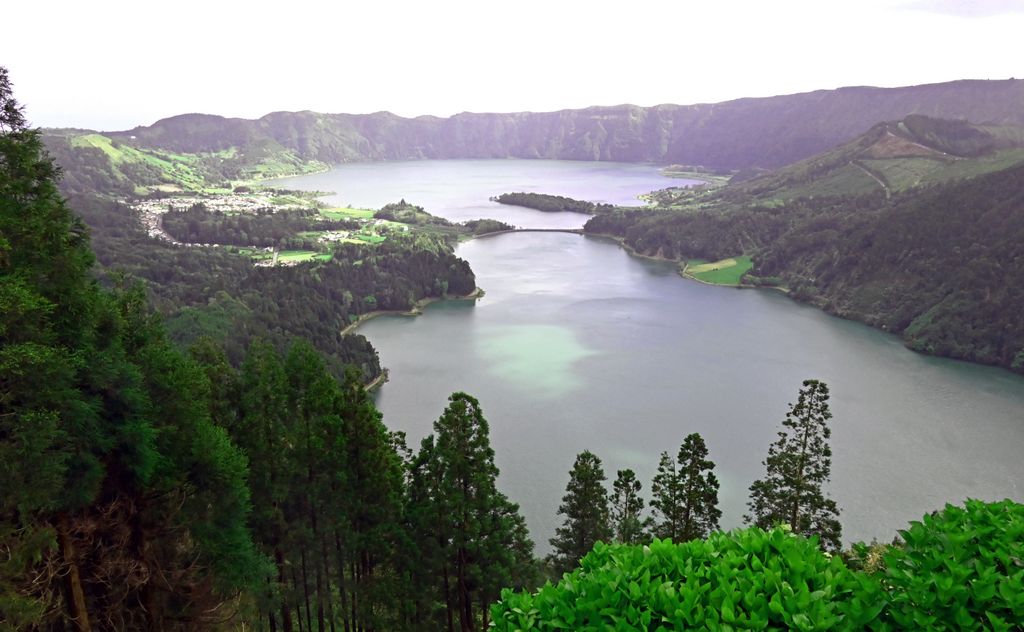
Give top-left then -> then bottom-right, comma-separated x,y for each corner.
491,191 -> 613,214
341,286 -> 485,337
342,287 -> 485,389
586,233 -> 787,292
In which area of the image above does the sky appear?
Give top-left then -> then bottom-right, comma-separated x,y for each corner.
5,0 -> 1024,130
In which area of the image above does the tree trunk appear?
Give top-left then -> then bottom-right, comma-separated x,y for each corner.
791,423 -> 812,532
314,545 -> 326,632
349,560 -> 359,632
293,565 -> 306,632
276,547 -> 294,632
57,513 -> 92,632
334,533 -> 351,632
457,546 -> 473,632
300,547 -> 313,632
321,534 -> 336,632
442,560 -> 454,632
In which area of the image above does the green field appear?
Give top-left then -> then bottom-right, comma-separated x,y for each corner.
233,247 -> 274,260
276,250 -> 333,263
685,255 -> 754,286
320,207 -> 376,220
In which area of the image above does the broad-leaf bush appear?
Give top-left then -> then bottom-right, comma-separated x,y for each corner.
492,528 -> 885,631
879,499 -> 1024,630
494,500 -> 1024,630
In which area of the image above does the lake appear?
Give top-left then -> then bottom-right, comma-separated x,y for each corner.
280,160 -> 1024,554
269,158 -> 689,228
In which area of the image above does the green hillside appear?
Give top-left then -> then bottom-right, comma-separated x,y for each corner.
43,129 -> 328,195
721,115 -> 1024,203
586,118 -> 1024,372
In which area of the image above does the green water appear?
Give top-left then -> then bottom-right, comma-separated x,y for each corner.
281,160 -> 1024,554
361,234 -> 1024,554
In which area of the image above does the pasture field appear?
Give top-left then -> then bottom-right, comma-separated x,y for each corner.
684,255 -> 754,286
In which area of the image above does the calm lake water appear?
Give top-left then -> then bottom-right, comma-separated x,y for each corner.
281,161 -> 1024,554
269,159 -> 691,228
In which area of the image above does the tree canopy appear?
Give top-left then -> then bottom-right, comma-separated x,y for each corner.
746,379 -> 842,551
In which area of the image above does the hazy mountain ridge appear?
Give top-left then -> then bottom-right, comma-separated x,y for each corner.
104,79 -> 1024,171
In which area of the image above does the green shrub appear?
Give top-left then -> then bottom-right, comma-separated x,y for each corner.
879,499 -> 1024,630
492,528 -> 885,631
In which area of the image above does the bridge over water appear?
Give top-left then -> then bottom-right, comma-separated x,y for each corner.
472,228 -> 585,238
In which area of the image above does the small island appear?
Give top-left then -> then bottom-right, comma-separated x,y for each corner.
491,191 -> 613,214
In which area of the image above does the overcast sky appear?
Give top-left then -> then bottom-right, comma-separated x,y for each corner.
5,0 -> 1024,130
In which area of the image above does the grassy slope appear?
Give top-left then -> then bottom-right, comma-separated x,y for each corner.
684,256 -> 754,286
56,131 -> 326,194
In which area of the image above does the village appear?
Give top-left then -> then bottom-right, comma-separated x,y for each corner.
129,191 -> 401,265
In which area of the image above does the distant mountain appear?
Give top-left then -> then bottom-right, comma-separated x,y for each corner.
103,79 -> 1024,171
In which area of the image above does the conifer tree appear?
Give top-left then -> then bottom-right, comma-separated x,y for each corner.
405,393 -> 534,632
2,67 -> 264,629
746,379 -> 842,551
677,433 -> 722,540
548,451 -> 611,575
284,340 -> 347,632
650,452 -> 685,541
336,367 -> 405,630
610,469 -> 648,544
432,392 -> 504,631
402,435 -> 450,630
651,433 -> 721,542
1,65 -> 94,623
238,340 -> 296,630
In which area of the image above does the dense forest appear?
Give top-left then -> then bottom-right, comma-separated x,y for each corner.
587,142 -> 1024,372
492,192 -> 613,214
371,201 -> 515,237
1,75 -> 535,630
162,204 -> 358,248
71,192 -> 475,380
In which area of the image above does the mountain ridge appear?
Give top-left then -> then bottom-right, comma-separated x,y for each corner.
96,78 -> 1024,171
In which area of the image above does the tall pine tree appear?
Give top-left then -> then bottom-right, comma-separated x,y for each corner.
2,66 -> 264,630
547,451 -> 611,575
746,379 -> 842,551
610,469 -> 648,544
429,392 -> 532,632
651,433 -> 721,542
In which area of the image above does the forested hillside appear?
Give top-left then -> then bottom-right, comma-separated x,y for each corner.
1,71 -> 535,629
74,78 -> 1024,172
586,119 -> 1024,372
72,193 -> 475,380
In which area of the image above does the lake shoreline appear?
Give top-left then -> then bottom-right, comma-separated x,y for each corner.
585,232 -> 789,293
341,287 -> 485,337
